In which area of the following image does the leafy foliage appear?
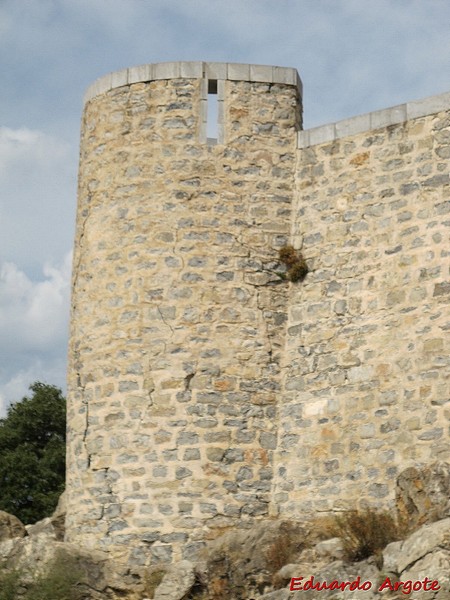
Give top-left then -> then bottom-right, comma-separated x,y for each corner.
0,382 -> 66,524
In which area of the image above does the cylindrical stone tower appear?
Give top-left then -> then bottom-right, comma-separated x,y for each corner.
66,61 -> 302,565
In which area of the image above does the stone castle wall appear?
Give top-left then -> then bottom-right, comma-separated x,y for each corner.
67,62 -> 301,564
67,62 -> 449,566
275,105 -> 450,517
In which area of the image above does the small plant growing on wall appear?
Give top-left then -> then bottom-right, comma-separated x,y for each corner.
278,245 -> 308,282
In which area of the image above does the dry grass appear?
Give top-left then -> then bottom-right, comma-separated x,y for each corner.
328,509 -> 404,562
264,522 -> 304,575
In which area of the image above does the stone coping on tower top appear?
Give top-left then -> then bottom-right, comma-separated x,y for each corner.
83,61 -> 303,105
298,89 -> 450,148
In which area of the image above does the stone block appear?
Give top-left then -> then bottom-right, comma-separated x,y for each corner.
227,62 -> 251,81
273,66 -> 297,86
111,69 -> 128,89
154,61 -> 181,80
195,78 -> 206,102
335,113 -> 371,138
83,73 -> 112,103
297,130 -> 310,148
217,79 -> 225,98
407,91 -> 450,119
128,64 -> 154,84
180,61 -> 203,78
296,72 -> 304,97
308,124 -> 336,146
250,64 -> 273,83
370,104 -> 406,129
205,62 -> 227,80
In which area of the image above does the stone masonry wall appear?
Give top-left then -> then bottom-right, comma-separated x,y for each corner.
67,61 -> 449,568
67,65 -> 300,566
275,107 -> 450,516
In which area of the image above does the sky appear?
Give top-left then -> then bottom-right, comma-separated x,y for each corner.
0,0 -> 449,415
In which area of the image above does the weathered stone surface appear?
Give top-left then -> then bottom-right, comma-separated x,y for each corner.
153,560 -> 196,600
0,510 -> 26,541
25,516 -> 56,538
67,60 -> 450,566
68,65 -> 300,566
314,537 -> 344,560
396,462 -> 450,528
276,105 -> 450,517
381,539 -> 403,574
0,528 -> 131,599
401,550 -> 450,600
201,520 -> 306,599
51,492 -> 67,542
394,517 -> 450,574
251,516 -> 450,600
378,519 -> 450,599
276,563 -> 300,580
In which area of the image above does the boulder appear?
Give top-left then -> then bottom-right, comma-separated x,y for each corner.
396,462 -> 450,528
25,491 -> 66,542
315,537 -> 344,560
203,520 -> 306,598
381,539 -> 403,575
401,550 -> 450,600
381,518 -> 450,599
26,516 -> 58,539
0,525 -> 127,599
275,564 -> 299,580
153,560 -> 196,600
0,510 -> 27,541
389,517 -> 450,574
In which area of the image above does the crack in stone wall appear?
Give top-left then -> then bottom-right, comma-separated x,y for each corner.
67,74 -> 298,566
67,64 -> 449,569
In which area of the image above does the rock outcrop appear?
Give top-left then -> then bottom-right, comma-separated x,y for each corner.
152,560 -> 196,600
255,517 -> 450,600
396,462 -> 450,529
0,465 -> 449,599
0,510 -> 27,542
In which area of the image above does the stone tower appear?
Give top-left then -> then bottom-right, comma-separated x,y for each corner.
67,60 -> 449,568
66,62 -> 302,565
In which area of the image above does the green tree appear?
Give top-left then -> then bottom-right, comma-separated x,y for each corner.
0,382 -> 66,524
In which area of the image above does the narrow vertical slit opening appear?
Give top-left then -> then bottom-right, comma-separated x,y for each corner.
207,79 -> 218,143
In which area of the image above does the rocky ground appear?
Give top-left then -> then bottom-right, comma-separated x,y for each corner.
0,462 -> 448,599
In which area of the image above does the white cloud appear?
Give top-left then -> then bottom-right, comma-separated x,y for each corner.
0,253 -> 71,351
0,253 -> 72,416
0,358 -> 67,419
0,126 -> 68,171
0,127 -> 76,271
